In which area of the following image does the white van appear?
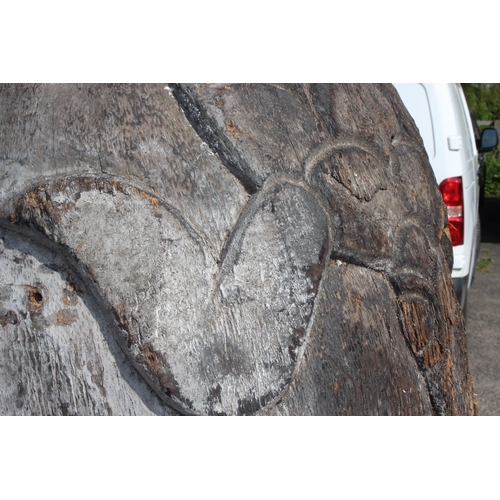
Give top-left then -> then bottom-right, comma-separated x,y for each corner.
394,83 -> 498,317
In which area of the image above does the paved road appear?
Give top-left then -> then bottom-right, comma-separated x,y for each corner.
467,196 -> 500,415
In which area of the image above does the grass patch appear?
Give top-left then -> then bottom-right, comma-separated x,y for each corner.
477,257 -> 494,271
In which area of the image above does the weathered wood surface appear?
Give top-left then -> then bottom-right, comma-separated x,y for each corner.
0,84 -> 478,415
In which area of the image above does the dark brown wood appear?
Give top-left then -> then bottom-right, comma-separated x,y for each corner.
0,83 -> 478,415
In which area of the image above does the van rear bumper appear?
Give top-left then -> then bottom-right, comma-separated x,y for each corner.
453,275 -> 468,312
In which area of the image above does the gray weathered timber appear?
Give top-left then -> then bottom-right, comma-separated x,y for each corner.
0,83 -> 478,415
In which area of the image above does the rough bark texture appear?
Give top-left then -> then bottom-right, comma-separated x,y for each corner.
0,83 -> 478,415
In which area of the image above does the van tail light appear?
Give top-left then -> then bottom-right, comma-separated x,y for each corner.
439,176 -> 464,246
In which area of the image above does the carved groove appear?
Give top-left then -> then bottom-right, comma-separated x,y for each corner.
169,84 -> 261,194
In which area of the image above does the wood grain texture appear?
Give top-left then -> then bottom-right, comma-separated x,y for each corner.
0,83 -> 477,415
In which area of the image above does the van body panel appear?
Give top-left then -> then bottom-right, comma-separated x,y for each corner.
393,83 -> 480,312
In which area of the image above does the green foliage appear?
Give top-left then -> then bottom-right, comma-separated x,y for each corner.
484,149 -> 500,195
462,83 -> 500,194
462,83 -> 500,121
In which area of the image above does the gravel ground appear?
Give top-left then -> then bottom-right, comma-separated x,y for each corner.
466,196 -> 500,416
